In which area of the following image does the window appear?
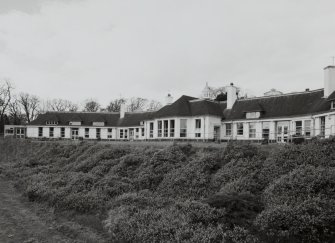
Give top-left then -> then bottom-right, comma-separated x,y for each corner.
61,127 -> 65,138
93,122 -> 105,126
320,117 -> 325,137
170,120 -> 175,137
304,120 -> 311,137
195,133 -> 201,138
246,112 -> 261,119
249,123 -> 256,138
85,128 -> 89,138
124,129 -> 128,139
331,101 -> 335,109
46,121 -> 58,125
237,123 -> 244,135
195,119 -> 201,129
120,129 -> 124,139
295,121 -> 302,135
225,123 -> 232,136
141,128 -> 145,137
149,122 -> 154,138
96,128 -> 101,139
164,120 -> 169,137
158,121 -> 162,137
49,127 -> 54,138
5,128 -> 14,134
180,119 -> 187,137
108,128 -> 113,139
262,122 -> 270,139
69,121 -> 81,126
38,127 -> 43,137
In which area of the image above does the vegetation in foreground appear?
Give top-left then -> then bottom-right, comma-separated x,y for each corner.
0,139 -> 335,242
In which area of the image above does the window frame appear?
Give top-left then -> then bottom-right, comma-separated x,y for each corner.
38,127 -> 43,137
149,122 -> 154,138
158,121 -> 162,137
49,127 -> 54,138
295,121 -> 302,136
237,123 -> 244,135
304,120 -> 311,137
225,123 -> 232,136
61,127 -> 65,138
249,123 -> 256,138
180,119 -> 187,138
163,120 -> 169,137
170,120 -> 175,137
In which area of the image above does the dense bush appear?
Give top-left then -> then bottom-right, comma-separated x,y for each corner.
1,139 -> 335,242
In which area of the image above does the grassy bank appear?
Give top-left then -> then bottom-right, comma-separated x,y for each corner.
0,138 -> 334,242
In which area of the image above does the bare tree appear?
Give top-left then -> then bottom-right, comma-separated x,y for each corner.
0,80 -> 13,132
106,98 -> 126,112
18,93 -> 40,123
0,80 -> 13,118
47,98 -> 79,112
84,99 -> 101,112
146,100 -> 162,111
8,96 -> 24,125
128,97 -> 148,112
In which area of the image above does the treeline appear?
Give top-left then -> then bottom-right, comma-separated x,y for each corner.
0,80 -> 162,133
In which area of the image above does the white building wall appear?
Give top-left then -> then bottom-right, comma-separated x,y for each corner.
54,127 -> 61,138
27,127 -> 38,138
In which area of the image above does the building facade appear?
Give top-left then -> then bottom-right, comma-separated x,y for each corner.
4,66 -> 335,142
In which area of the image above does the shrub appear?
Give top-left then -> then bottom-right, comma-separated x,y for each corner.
256,166 -> 335,242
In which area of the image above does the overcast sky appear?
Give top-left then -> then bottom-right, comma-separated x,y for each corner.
0,0 -> 335,106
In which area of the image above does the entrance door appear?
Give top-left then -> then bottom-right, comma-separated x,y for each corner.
276,122 -> 289,143
71,128 -> 79,140
213,126 -> 221,141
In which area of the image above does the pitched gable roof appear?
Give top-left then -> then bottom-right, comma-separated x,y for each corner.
327,91 -> 335,101
225,89 -> 330,120
155,95 -> 196,118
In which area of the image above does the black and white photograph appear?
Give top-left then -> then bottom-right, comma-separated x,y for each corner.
1,0 -> 335,242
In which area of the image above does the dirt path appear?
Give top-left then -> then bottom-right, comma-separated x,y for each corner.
0,176 -> 107,243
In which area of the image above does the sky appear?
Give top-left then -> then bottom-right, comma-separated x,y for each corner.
0,0 -> 335,106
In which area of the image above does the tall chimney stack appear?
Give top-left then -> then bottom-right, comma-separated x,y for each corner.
120,103 -> 126,118
226,83 -> 238,109
324,66 -> 335,98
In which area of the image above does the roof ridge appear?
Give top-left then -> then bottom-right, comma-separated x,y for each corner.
238,88 -> 323,101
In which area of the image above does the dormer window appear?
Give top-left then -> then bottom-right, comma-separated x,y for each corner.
46,121 -> 58,125
246,112 -> 261,119
92,122 -> 105,126
331,101 -> 335,109
69,121 -> 81,126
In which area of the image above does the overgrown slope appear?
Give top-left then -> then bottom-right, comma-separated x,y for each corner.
1,139 -> 335,242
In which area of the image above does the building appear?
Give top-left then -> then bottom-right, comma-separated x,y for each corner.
4,66 -> 335,142
264,88 -> 283,96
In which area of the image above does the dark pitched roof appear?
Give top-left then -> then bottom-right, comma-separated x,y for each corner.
225,89 -> 330,120
30,112 -> 120,126
155,95 -> 196,118
154,95 -> 224,118
327,91 -> 335,101
117,112 -> 154,127
241,102 -> 264,112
